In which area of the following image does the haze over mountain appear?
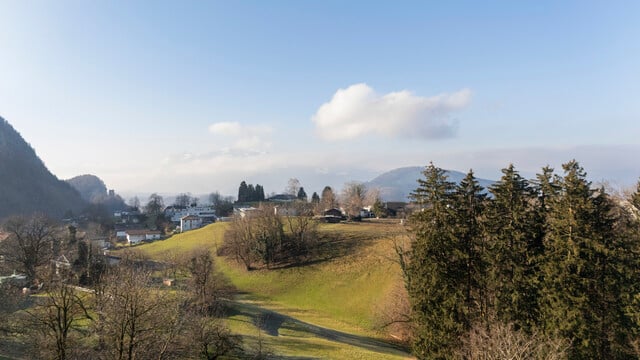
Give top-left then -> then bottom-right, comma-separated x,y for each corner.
0,117 -> 86,219
66,174 -> 128,213
367,166 -> 495,202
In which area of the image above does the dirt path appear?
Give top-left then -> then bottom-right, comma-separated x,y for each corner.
229,300 -> 411,358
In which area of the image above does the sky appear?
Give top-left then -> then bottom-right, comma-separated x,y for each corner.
1,1 -> 639,199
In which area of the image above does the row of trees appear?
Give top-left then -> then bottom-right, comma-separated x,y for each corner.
402,161 -> 640,359
237,181 -> 266,203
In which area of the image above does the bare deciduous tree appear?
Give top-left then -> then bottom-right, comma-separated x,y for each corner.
341,182 -> 367,219
283,203 -> 319,264
459,322 -> 569,360
185,248 -> 228,316
286,178 -> 301,196
0,215 -> 59,283
27,282 -> 92,360
93,265 -> 182,360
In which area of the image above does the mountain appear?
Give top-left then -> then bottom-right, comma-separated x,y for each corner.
366,166 -> 495,202
0,117 -> 86,219
66,174 -> 108,202
66,174 -> 128,213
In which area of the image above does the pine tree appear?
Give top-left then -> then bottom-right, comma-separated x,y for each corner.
311,192 -> 320,204
407,163 -> 463,359
486,164 -> 541,331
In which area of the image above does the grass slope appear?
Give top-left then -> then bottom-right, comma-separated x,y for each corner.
133,220 -> 412,359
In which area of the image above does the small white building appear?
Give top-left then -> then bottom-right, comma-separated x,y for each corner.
166,205 -> 217,223
125,230 -> 162,245
180,215 -> 202,232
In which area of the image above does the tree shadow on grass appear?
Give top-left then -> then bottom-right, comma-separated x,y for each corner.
226,300 -> 410,358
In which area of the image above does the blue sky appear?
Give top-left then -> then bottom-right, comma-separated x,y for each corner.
1,1 -> 639,197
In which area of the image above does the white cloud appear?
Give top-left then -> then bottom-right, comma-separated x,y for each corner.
311,83 -> 471,141
208,121 -> 272,137
208,121 -> 273,151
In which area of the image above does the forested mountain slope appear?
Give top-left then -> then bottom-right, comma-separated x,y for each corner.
0,116 -> 86,219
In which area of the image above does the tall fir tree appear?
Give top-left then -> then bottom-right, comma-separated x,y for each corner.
540,160 -> 637,358
452,170 -> 488,329
486,164 -> 541,331
407,163 -> 463,359
238,181 -> 249,203
256,184 -> 265,201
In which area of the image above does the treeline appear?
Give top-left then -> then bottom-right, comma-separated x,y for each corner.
403,161 -> 640,359
237,181 -> 265,203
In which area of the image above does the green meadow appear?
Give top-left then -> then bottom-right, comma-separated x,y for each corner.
133,220 -> 413,359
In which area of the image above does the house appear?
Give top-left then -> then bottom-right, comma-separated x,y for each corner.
323,208 -> 343,217
180,215 -> 202,232
267,194 -> 297,202
322,208 -> 344,223
125,230 -> 162,245
165,205 -> 217,223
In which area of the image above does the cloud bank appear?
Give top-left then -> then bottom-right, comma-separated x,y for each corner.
311,83 -> 471,141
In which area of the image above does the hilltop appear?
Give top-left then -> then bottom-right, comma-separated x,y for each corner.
0,117 -> 86,219
367,166 -> 495,201
66,174 -> 128,213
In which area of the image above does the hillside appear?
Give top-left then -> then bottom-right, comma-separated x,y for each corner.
132,221 -> 412,359
0,117 -> 86,219
367,166 -> 495,201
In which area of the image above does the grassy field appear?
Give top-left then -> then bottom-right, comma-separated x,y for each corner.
133,220 -> 413,359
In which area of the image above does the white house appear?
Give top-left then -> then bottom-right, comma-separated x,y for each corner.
180,215 -> 202,232
125,230 -> 162,245
166,205 -> 217,223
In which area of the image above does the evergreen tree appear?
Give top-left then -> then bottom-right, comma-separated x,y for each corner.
540,160 -> 637,358
486,164 -> 540,331
452,170 -> 488,330
238,181 -> 249,203
630,179 -> 640,210
297,187 -> 307,201
256,184 -> 265,201
311,192 -> 320,204
407,163 -> 463,358
247,184 -> 256,201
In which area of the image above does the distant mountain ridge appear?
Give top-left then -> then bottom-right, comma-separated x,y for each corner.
366,166 -> 495,202
0,117 -> 86,219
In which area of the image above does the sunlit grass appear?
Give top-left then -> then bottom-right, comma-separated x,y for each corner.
133,220 -> 412,359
